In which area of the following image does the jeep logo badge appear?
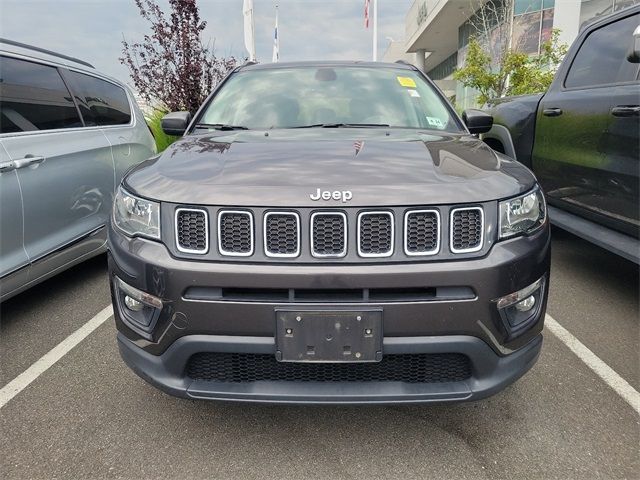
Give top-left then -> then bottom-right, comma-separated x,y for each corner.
309,188 -> 353,203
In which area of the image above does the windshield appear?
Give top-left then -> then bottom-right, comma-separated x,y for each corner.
198,66 -> 463,132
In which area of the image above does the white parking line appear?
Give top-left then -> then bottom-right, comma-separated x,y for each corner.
545,314 -> 640,415
0,305 -> 113,410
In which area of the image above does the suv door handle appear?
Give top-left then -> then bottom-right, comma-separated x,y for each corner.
611,105 -> 640,117
542,108 -> 563,117
13,156 -> 45,169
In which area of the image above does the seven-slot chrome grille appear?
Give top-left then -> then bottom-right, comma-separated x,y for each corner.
173,206 -> 487,260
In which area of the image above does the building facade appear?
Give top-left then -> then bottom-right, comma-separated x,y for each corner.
384,0 -> 639,106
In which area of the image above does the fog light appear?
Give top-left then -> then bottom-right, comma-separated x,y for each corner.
515,295 -> 536,312
496,277 -> 544,309
495,276 -> 545,332
114,276 -> 163,332
124,295 -> 144,312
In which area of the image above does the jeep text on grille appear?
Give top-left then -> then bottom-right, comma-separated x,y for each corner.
108,61 -> 550,404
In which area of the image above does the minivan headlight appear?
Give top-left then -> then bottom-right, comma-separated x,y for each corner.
499,187 -> 546,239
113,186 -> 160,239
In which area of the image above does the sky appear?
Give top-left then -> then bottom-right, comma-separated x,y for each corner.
0,0 -> 413,86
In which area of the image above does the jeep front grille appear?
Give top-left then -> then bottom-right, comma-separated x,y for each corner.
175,208 -> 208,254
311,212 -> 347,258
264,212 -> 300,257
218,210 -> 253,256
358,211 -> 394,257
173,205 -> 487,260
450,207 -> 484,253
404,210 -> 439,256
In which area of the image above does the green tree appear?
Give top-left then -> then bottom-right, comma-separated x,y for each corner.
453,29 -> 569,106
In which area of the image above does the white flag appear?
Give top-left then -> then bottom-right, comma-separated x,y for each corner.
243,0 -> 256,61
272,7 -> 279,63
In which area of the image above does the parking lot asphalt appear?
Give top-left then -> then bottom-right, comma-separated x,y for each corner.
1,227 -> 638,479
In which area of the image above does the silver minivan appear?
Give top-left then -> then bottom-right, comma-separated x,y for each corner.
0,39 -> 156,301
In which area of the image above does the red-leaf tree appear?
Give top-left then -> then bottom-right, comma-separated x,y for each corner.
120,0 -> 239,114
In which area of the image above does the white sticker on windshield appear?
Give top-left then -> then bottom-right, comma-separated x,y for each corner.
408,89 -> 420,97
426,116 -> 444,128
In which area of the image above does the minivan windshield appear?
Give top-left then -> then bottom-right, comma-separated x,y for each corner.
198,66 -> 464,132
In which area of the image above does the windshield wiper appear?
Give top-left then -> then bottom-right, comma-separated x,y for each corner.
292,123 -> 390,129
194,123 -> 249,131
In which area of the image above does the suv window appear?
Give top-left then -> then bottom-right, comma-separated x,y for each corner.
565,13 -> 640,89
199,66 -> 464,132
0,56 -> 82,133
64,71 -> 131,126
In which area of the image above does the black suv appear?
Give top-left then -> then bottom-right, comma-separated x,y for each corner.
484,6 -> 639,263
108,61 -> 550,404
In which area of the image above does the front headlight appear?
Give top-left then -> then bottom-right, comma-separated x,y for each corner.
113,186 -> 160,239
499,187 -> 546,239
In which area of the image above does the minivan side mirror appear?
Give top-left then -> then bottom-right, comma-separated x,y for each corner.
462,109 -> 493,135
627,25 -> 640,63
161,111 -> 192,136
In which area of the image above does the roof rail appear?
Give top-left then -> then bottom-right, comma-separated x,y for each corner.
241,60 -> 258,67
0,38 -> 94,69
394,60 -> 414,67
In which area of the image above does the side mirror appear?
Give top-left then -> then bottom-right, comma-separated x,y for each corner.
627,25 -> 640,63
462,109 -> 493,135
161,111 -> 191,136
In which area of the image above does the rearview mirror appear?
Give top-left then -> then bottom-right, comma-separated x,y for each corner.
462,109 -> 493,135
161,111 -> 191,136
627,25 -> 640,63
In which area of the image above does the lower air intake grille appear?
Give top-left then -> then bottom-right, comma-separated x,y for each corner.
264,212 -> 299,257
358,212 -> 393,257
186,352 -> 472,383
218,211 -> 253,256
405,210 -> 439,255
451,207 -> 483,253
311,212 -> 346,257
175,209 -> 208,253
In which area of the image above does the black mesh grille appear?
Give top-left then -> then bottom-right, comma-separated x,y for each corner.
265,213 -> 299,256
405,210 -> 439,254
312,214 -> 346,256
176,209 -> 207,252
452,208 -> 483,252
359,212 -> 393,256
186,352 -> 472,383
219,212 -> 252,254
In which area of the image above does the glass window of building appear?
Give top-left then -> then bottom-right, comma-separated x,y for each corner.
512,0 -> 555,55
514,0 -> 543,15
580,0 -> 637,27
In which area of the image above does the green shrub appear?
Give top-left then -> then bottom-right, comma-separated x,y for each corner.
453,30 -> 568,106
146,109 -> 178,152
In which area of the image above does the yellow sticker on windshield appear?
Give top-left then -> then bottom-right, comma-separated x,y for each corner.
397,76 -> 416,88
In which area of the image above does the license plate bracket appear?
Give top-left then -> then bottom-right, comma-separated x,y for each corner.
275,309 -> 383,362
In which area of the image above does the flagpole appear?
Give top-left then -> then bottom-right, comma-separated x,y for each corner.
372,0 -> 378,61
243,0 -> 256,62
251,3 -> 256,61
272,4 -> 279,63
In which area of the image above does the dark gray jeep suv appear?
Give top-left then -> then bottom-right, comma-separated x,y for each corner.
108,61 -> 550,404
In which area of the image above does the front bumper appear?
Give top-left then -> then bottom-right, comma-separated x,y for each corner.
118,331 -> 542,404
108,222 -> 550,403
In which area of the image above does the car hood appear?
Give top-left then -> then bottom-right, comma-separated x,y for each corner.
125,129 -> 536,207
